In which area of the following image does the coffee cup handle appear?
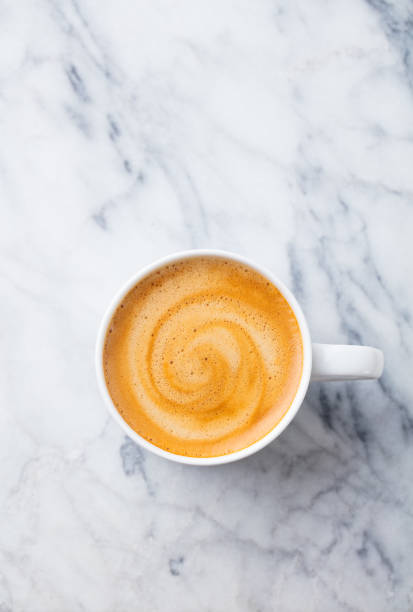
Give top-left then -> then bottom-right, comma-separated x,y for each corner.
311,343 -> 384,382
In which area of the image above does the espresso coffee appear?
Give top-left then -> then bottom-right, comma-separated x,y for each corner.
103,257 -> 303,457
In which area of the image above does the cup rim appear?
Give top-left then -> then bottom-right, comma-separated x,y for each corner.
95,249 -> 312,465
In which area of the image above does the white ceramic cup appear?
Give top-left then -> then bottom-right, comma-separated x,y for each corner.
96,250 -> 384,466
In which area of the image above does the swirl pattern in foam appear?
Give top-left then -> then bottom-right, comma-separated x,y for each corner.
103,257 -> 303,457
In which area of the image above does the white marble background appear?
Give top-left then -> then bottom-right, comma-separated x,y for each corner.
1,1 -> 413,610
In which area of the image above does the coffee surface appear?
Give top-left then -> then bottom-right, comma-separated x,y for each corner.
103,257 -> 303,457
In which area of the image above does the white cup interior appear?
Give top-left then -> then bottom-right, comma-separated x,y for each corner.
95,249 -> 313,465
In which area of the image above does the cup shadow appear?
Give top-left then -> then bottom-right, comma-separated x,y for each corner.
177,380 -> 390,518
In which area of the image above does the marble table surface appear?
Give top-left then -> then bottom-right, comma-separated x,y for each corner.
1,1 -> 413,610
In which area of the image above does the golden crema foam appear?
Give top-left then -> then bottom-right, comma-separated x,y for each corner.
103,257 -> 303,457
